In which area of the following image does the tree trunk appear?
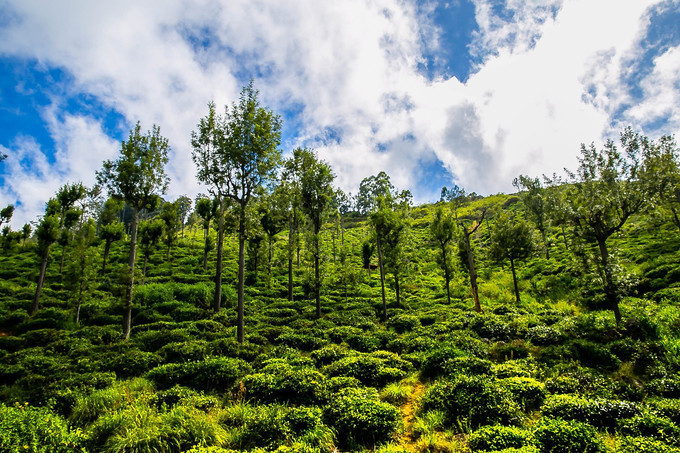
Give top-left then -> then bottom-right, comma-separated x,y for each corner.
288,214 -> 294,301
442,244 -> 451,304
315,228 -> 321,318
214,202 -> 225,313
597,237 -> 621,324
31,250 -> 50,315
394,272 -> 400,308
59,245 -> 67,274
540,228 -> 550,260
377,232 -> 387,322
141,255 -> 148,285
237,211 -> 246,344
75,302 -> 81,325
102,239 -> 112,274
203,225 -> 210,271
464,232 -> 481,312
561,225 -> 569,249
123,209 -> 138,340
510,257 -> 520,304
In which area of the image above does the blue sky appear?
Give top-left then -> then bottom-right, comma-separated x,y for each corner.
1,0 -> 679,226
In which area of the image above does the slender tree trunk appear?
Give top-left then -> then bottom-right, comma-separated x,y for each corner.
314,227 -> 321,318
60,245 -> 67,274
203,225 -> 210,271
288,214 -> 294,301
268,236 -> 273,286
123,209 -> 138,340
597,237 -> 621,324
540,228 -> 550,260
102,239 -> 112,274
237,211 -> 246,344
394,272 -> 400,308
214,202 -> 225,313
31,250 -> 50,315
75,302 -> 81,325
141,255 -> 148,285
377,232 -> 387,322
442,244 -> 451,304
464,232 -> 481,312
510,257 -> 520,304
561,225 -> 569,249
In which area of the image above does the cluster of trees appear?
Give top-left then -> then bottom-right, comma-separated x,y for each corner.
8,79 -> 680,342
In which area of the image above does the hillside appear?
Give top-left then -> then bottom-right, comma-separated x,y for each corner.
1,193 -> 680,453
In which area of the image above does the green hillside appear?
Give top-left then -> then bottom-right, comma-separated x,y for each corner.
1,186 -> 680,452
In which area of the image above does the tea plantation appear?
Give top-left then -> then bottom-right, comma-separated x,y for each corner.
1,193 -> 680,453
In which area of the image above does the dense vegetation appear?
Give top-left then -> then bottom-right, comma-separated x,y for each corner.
1,85 -> 680,452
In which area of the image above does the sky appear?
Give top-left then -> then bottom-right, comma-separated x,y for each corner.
1,0 -> 679,227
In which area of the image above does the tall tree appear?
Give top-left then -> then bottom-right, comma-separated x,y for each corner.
430,204 -> 456,304
55,182 -> 87,274
31,198 -> 61,315
99,198 -> 125,274
281,149 -> 306,301
299,149 -> 335,318
0,205 -> 14,228
450,185 -> 486,312
545,128 -> 656,324
357,171 -> 394,215
175,195 -> 193,238
21,223 -> 32,246
259,186 -> 288,281
97,122 -> 169,339
192,81 -> 281,343
488,213 -> 534,304
160,200 -> 181,260
138,219 -> 164,284
195,196 -> 217,272
513,175 -> 550,259
64,219 -> 97,325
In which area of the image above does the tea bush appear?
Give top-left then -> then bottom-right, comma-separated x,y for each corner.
240,366 -> 326,405
532,418 -> 604,453
323,387 -> 400,448
419,374 -> 520,431
467,424 -> 532,452
541,394 -> 642,428
146,357 -> 251,391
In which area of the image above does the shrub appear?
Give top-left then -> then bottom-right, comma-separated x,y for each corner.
419,375 -> 520,431
134,283 -> 174,306
648,376 -> 680,398
151,385 -> 220,411
276,332 -> 327,351
323,387 -> 400,448
104,348 -> 162,378
500,377 -> 547,411
618,412 -> 680,445
158,340 -> 210,362
532,418 -> 604,453
467,425 -> 532,452
310,344 -> 349,366
0,402 -> 87,452
541,394 -> 642,428
146,357 -> 251,391
388,314 -> 421,333
526,325 -> 563,345
567,339 -> 620,371
469,314 -> 512,341
324,354 -> 406,387
616,436 -> 680,453
70,378 -> 155,426
173,283 -> 212,308
647,398 -> 680,424
240,366 -> 326,405
420,345 -> 465,378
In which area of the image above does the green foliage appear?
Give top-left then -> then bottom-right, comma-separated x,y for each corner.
0,402 -> 87,452
323,387 -> 400,448
467,425 -> 532,452
420,375 -> 521,431
146,357 -> 251,391
532,418 -> 604,453
240,365 -> 326,405
541,394 -> 642,428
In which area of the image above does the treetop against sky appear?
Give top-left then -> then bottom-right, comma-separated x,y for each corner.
1,0 -> 679,227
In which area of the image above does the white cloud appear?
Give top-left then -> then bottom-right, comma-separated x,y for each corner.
0,0 -> 676,224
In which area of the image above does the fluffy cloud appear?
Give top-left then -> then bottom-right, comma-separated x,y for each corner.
0,0 -> 677,226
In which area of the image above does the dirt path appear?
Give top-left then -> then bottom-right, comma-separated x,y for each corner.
398,381 -> 426,451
